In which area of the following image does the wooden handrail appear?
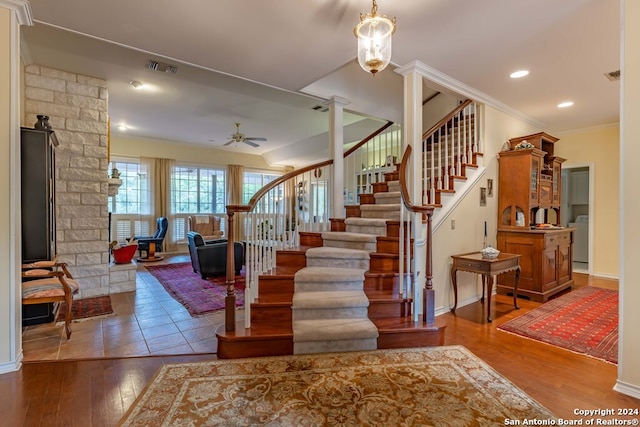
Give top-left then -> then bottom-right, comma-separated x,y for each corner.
422,99 -> 472,141
398,144 -> 436,327
343,120 -> 394,158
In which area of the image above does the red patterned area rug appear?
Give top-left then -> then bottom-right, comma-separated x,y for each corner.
55,295 -> 114,323
498,286 -> 618,364
144,262 -> 245,317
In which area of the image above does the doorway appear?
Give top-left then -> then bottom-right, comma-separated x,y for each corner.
561,165 -> 593,274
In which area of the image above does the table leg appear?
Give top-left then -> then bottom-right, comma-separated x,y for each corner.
486,274 -> 494,323
450,266 -> 458,312
148,242 -> 156,259
513,266 -> 521,310
480,274 -> 486,303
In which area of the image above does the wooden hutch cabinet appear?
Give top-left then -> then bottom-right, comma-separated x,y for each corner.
496,132 -> 574,302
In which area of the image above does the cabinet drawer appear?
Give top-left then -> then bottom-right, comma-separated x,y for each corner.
545,232 -> 570,248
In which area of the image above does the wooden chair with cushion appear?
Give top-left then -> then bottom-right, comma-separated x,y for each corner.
187,215 -> 224,241
22,258 -> 80,339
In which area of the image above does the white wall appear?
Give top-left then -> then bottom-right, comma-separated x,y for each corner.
617,0 -> 640,399
432,105 -> 538,312
111,134 -> 284,172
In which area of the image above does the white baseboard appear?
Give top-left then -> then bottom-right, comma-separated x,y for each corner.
0,353 -> 22,375
591,271 -> 619,280
614,380 -> 640,399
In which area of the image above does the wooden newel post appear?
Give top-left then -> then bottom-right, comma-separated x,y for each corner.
424,208 -> 435,327
225,210 -> 236,332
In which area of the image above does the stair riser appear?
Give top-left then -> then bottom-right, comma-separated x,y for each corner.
298,232 -> 323,247
276,252 -> 306,269
330,218 -> 346,231
376,239 -> 414,256
345,205 -> 361,218
368,301 -> 410,318
295,281 -> 363,293
258,278 -> 294,295
385,221 -> 412,238
364,275 -> 400,291
322,240 -> 377,252
370,256 -> 400,272
359,194 -> 375,204
292,307 -> 369,321
371,182 -> 388,193
307,258 -> 370,270
250,305 -> 292,323
217,338 -> 293,359
377,328 -> 445,349
294,338 -> 377,355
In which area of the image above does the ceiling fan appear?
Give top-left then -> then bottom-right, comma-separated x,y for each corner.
223,122 -> 267,148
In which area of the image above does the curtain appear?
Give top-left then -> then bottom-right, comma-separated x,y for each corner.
142,156 -> 176,252
226,164 -> 244,241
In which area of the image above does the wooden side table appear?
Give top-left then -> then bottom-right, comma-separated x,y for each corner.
450,251 -> 521,322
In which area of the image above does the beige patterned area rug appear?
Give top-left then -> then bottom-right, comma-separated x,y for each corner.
119,346 -> 555,426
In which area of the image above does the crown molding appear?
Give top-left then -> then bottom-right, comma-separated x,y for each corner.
0,0 -> 33,25
395,60 -> 545,130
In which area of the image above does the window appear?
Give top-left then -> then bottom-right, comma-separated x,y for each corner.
108,159 -> 152,242
172,166 -> 226,214
243,171 -> 281,208
108,160 -> 150,215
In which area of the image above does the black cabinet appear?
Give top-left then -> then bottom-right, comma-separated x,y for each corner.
21,127 -> 57,326
21,127 -> 56,263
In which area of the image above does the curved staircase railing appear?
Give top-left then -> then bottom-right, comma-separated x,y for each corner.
398,144 -> 436,326
223,121 -> 395,332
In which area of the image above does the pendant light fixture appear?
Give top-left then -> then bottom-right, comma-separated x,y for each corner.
354,0 -> 396,75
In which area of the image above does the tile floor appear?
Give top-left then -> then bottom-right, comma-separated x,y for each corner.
22,254 -> 243,361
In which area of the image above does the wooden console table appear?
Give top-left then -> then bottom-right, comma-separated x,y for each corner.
450,251 -> 521,322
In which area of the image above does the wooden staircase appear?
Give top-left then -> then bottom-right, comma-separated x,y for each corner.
216,164 -> 446,359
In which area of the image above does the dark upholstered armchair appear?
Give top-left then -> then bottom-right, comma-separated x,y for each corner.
136,217 -> 169,258
187,231 -> 244,279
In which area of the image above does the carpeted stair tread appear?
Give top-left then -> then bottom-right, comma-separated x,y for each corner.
344,217 -> 388,227
305,246 -> 370,260
293,318 -> 379,342
294,266 -> 365,283
374,192 -> 401,203
293,290 -> 369,309
321,232 -> 378,243
360,203 -> 401,212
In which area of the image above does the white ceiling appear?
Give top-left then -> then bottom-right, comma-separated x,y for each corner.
21,0 -> 620,167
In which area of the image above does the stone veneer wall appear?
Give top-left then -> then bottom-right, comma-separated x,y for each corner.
23,64 -> 136,296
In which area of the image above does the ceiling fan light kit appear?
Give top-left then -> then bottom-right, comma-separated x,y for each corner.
354,0 -> 396,75
223,122 -> 267,148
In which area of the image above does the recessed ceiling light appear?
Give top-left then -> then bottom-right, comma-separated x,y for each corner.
557,101 -> 574,108
118,124 -> 128,131
510,70 -> 529,79
129,80 -> 143,89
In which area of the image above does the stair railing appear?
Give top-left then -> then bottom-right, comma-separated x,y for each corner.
224,121 -> 395,332
399,144 -> 436,326
423,100 -> 480,204
343,122 -> 399,203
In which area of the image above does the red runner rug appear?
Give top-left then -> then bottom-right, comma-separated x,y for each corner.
145,262 -> 245,317
55,295 -> 114,323
498,286 -> 618,364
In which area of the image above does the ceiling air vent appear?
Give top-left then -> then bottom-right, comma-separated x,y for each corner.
312,105 -> 329,113
604,70 -> 620,81
145,59 -> 178,75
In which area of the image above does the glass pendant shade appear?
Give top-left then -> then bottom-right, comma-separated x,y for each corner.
354,2 -> 396,75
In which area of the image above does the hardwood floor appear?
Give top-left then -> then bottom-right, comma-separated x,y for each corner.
2,273 -> 637,426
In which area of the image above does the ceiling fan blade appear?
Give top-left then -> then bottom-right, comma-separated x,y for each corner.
245,137 -> 267,142
223,140 -> 235,146
244,140 -> 260,148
